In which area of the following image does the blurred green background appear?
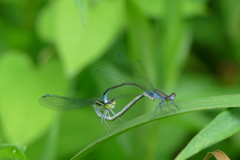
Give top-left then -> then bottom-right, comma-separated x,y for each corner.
0,0 -> 240,159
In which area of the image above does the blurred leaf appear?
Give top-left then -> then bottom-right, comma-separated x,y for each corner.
176,108 -> 240,160
126,1 -> 156,82
40,114 -> 60,160
192,16 -> 229,57
182,0 -> 208,17
0,144 -> 26,160
71,94 -> 240,159
53,0 -> 125,77
0,51 -> 69,145
131,0 -> 207,18
151,0 -> 192,92
75,0 -> 88,26
0,144 -> 26,153
203,150 -> 230,160
219,0 -> 240,60
130,0 -> 163,18
36,3 -> 55,43
0,23 -> 33,51
220,0 -> 240,41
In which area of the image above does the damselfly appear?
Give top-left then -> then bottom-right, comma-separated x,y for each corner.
93,54 -> 180,117
39,92 -> 153,132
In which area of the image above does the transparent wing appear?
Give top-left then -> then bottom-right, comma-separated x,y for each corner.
39,94 -> 141,111
39,94 -> 96,111
134,59 -> 155,90
92,69 -> 148,96
115,54 -> 155,91
91,69 -> 128,85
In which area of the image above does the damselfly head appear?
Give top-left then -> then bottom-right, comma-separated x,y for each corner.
106,99 -> 116,109
166,93 -> 176,102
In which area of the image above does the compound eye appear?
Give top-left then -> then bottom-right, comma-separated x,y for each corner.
169,93 -> 176,101
108,99 -> 115,104
171,93 -> 176,98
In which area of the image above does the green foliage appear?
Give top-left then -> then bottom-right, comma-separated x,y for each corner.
176,108 -> 240,160
37,0 -> 125,77
72,95 -> 240,159
0,0 -> 240,160
0,51 -> 69,145
0,144 -> 26,160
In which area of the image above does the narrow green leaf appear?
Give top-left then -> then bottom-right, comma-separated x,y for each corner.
126,1 -> 156,82
40,114 -> 60,160
71,94 -> 240,159
159,0 -> 192,91
175,108 -> 240,160
219,0 -> 240,61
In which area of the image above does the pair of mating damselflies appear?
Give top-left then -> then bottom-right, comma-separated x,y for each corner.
39,54 -> 179,132
40,92 -> 154,132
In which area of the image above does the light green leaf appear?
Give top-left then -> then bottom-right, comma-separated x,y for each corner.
0,51 -> 69,145
131,0 -> 207,18
158,0 -> 193,91
131,0 -> 164,18
70,94 -> 240,159
75,0 -> 88,26
175,108 -> 240,160
54,0 -> 125,77
126,1 -> 155,81
0,144 -> 26,160
36,3 -> 55,43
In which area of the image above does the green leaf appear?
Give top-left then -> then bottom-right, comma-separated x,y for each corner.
53,0 -> 125,77
175,108 -> 240,160
130,0 -> 164,18
70,94 -> 240,159
36,3 -> 55,43
158,0 -> 192,91
126,1 -> 156,82
75,0 -> 88,26
219,0 -> 240,61
0,51 -> 69,145
0,144 -> 26,160
131,0 -> 207,18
